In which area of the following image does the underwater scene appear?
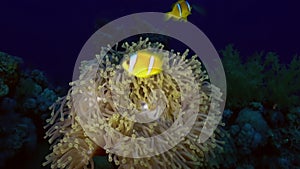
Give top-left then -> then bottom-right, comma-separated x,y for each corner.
0,0 -> 299,169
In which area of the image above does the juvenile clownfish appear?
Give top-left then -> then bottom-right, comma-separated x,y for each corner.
122,50 -> 164,78
166,0 -> 192,22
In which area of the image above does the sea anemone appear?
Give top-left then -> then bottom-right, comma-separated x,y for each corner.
43,38 -> 224,169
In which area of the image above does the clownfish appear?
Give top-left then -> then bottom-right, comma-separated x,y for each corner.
122,50 -> 164,78
166,0 -> 192,22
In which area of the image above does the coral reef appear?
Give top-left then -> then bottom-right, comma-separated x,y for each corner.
0,42 -> 299,169
0,78 -> 9,97
0,99 -> 37,168
219,45 -> 300,168
0,52 -> 22,97
29,69 -> 49,88
0,52 -> 63,168
43,38 -> 224,169
15,72 -> 59,121
267,107 -> 300,169
220,103 -> 300,169
221,45 -> 300,110
0,52 -> 23,88
220,45 -> 264,109
229,107 -> 270,158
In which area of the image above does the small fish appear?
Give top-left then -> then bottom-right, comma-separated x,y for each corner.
166,0 -> 192,22
122,50 -> 164,78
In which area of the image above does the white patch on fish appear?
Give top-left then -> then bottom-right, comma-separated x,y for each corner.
128,53 -> 138,73
177,3 -> 182,17
147,55 -> 155,75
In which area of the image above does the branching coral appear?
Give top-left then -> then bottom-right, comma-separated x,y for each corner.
221,45 -> 300,109
0,111 -> 37,167
0,52 -> 22,88
0,78 -> 9,97
263,53 -> 300,109
44,38 -> 224,169
0,51 -> 62,168
220,45 -> 264,108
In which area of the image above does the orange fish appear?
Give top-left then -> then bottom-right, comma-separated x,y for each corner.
166,0 -> 192,22
122,49 -> 164,78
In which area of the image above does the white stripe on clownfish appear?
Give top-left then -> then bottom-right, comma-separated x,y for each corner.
186,0 -> 191,12
147,55 -> 155,75
128,53 -> 137,73
177,3 -> 182,17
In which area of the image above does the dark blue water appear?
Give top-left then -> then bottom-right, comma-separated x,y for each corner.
0,0 -> 299,86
